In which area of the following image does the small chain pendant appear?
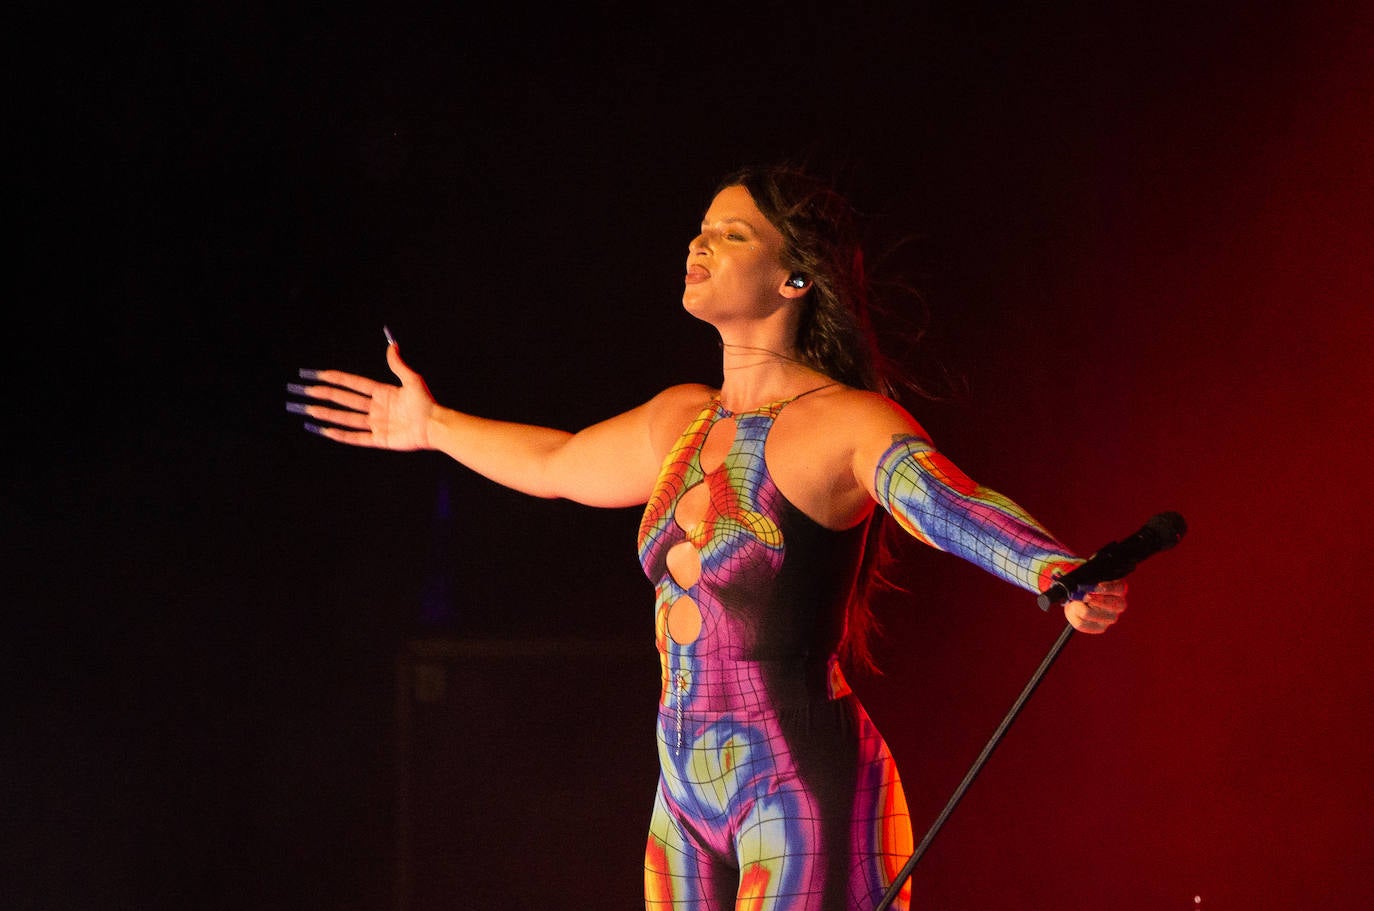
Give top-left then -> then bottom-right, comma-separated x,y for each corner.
673,667 -> 690,756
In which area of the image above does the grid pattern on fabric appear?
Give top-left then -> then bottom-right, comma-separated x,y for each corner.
874,434 -> 1083,594
638,395 -> 912,910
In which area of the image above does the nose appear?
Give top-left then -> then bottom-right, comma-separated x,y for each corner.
688,231 -> 709,255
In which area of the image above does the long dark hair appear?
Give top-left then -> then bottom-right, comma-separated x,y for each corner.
717,165 -> 895,396
718,163 -> 925,674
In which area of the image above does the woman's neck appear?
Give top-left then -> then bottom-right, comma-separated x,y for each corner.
711,304 -> 824,410
716,341 -> 825,411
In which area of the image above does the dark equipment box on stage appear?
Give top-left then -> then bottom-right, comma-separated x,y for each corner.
394,637 -> 660,910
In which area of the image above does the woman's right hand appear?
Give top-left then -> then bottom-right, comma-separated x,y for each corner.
287,337 -> 436,451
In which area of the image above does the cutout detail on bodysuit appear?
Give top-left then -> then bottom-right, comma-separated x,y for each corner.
666,595 -> 702,645
662,410 -> 737,644
665,541 -> 702,590
696,414 -> 736,475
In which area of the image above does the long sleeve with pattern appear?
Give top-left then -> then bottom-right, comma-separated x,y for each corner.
874,434 -> 1084,595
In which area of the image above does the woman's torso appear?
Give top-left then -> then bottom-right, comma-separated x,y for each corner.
637,389 -> 870,715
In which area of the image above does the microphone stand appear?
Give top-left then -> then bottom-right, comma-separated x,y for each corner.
874,621 -> 1077,911
875,512 -> 1184,908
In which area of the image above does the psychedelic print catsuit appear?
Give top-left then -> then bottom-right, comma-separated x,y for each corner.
636,391 -> 1083,910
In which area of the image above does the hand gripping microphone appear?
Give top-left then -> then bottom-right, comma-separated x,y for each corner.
1037,511 -> 1188,610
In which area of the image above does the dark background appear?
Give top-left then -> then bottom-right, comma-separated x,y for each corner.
10,2 -> 1373,909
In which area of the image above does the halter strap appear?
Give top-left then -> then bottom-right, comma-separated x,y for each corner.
712,382 -> 839,418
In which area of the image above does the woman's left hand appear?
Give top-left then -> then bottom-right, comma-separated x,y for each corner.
1064,579 -> 1128,633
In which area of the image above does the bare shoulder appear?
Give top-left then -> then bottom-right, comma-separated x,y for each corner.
766,386 -> 930,529
643,383 -> 717,451
648,382 -> 717,406
791,386 -> 930,441
784,387 -> 938,501
645,382 -> 716,420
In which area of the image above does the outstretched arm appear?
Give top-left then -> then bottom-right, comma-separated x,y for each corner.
849,396 -> 1126,633
288,338 -> 673,508
872,433 -> 1083,591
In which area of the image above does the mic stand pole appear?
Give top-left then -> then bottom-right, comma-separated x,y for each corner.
874,621 -> 1076,911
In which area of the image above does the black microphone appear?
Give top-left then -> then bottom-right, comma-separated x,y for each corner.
1037,511 -> 1187,610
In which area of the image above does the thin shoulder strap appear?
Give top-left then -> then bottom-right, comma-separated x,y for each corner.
774,382 -> 839,412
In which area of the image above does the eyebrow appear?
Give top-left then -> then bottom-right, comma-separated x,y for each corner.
700,217 -> 760,233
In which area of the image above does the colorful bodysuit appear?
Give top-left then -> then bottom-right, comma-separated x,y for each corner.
636,391 -> 1082,910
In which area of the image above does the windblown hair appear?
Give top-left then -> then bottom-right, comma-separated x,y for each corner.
717,165 -> 895,397
716,163 -> 924,674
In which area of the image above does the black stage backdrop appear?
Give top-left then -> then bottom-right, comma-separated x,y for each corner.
9,3 -> 1374,909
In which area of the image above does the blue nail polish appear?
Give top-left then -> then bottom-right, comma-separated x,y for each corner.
299,368 -> 320,381
285,383 -> 308,396
286,401 -> 308,415
303,422 -> 323,435
383,325 -> 396,346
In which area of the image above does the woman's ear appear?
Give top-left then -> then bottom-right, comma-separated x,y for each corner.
780,274 -> 810,296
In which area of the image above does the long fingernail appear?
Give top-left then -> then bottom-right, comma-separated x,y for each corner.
383,325 -> 396,346
303,422 -> 323,435
285,383 -> 308,396
286,401 -> 308,415
299,368 -> 321,380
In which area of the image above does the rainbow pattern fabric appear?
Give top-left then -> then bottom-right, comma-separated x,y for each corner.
634,401 -> 1085,908
637,395 -> 913,909
873,434 -> 1083,596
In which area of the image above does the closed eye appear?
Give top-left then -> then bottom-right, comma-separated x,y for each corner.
699,218 -> 758,243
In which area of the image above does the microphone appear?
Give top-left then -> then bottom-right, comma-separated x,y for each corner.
1037,511 -> 1187,610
